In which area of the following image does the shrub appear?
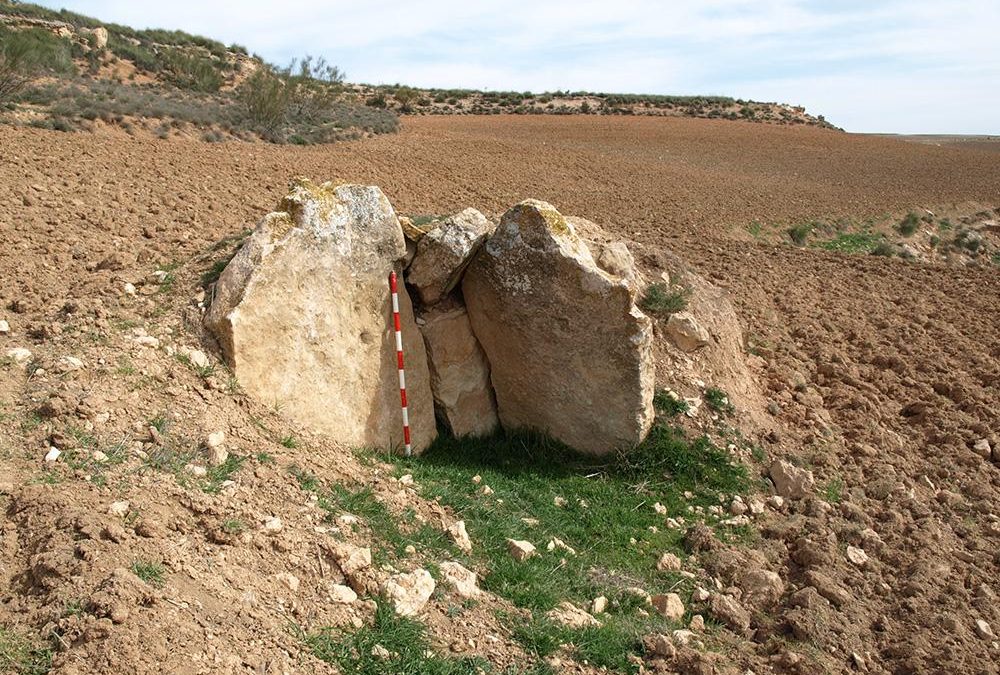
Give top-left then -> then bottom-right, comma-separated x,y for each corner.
0,27 -> 75,102
237,65 -> 291,134
394,85 -> 417,112
162,50 -> 225,92
871,242 -> 897,257
897,212 -> 920,236
640,282 -> 690,317
787,222 -> 815,245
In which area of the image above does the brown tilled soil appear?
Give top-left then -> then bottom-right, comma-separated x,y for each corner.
2,116 -> 1000,674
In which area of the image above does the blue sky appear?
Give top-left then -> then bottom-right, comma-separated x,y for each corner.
36,0 -> 1000,134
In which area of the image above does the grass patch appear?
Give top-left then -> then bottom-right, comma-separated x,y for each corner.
306,599 -> 487,674
703,387 -> 735,416
0,627 -> 52,675
639,283 -> 690,317
814,231 -> 885,254
385,423 -> 747,654
289,466 -> 454,563
653,389 -> 689,417
821,478 -> 843,504
130,559 -> 166,587
280,435 -> 298,449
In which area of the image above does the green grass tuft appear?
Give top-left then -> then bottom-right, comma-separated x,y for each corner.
131,559 -> 166,587
639,283 -> 690,317
0,627 -> 52,675
703,387 -> 735,416
653,389 -> 689,417
814,231 -> 885,254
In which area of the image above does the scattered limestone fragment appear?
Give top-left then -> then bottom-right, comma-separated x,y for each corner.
462,199 -> 654,455
657,552 -> 682,571
709,593 -> 752,633
5,347 -> 32,365
547,538 -> 577,555
507,539 -> 537,562
381,569 -> 435,617
846,545 -> 869,567
651,593 -> 685,621
205,431 -> 228,466
328,583 -> 358,604
665,312 -> 711,352
448,520 -> 473,553
263,516 -> 283,534
108,500 -> 130,517
769,459 -> 816,499
407,207 -> 495,304
546,601 -> 602,628
204,179 -> 436,454
44,447 -> 61,463
975,619 -> 995,639
439,561 -> 479,598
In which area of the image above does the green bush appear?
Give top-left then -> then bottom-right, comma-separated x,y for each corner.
0,26 -> 75,101
787,222 -> 815,245
236,65 -> 291,134
897,212 -> 920,236
162,50 -> 225,92
639,282 -> 690,317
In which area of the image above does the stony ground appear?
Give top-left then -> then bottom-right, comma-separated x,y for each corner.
1,116 -> 999,674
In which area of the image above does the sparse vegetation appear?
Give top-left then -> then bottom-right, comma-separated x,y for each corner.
822,477 -> 843,504
653,389 -> 689,416
814,231 -> 885,254
870,241 -> 897,257
704,387 -> 735,415
639,282 -> 690,317
307,600 -> 487,674
787,221 -> 815,245
896,212 -> 920,236
131,559 -> 166,587
0,627 -> 52,675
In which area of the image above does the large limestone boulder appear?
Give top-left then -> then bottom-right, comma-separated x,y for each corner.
205,179 -> 436,454
462,200 -> 655,455
420,302 -> 498,438
407,208 -> 495,305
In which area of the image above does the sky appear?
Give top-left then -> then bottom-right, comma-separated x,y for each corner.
34,0 -> 1000,134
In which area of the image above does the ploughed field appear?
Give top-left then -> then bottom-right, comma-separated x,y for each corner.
2,115 -> 1000,674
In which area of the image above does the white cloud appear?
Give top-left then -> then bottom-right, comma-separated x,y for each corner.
33,0 -> 1000,133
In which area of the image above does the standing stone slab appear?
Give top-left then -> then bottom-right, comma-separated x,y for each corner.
205,179 -> 436,454
407,208 -> 495,305
462,199 -> 654,455
420,302 -> 499,438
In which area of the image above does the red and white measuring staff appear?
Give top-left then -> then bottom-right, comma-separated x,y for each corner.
389,271 -> 412,457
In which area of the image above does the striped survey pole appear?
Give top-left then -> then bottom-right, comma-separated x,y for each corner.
389,271 -> 412,457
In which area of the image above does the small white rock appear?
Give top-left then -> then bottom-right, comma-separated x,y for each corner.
44,447 -> 61,462
134,335 -> 160,348
184,463 -> 207,477
448,520 -> 472,553
672,629 -> 695,645
691,586 -> 711,602
553,496 -> 567,507
6,347 -> 33,365
653,502 -> 667,515
123,282 -> 137,296
592,595 -> 608,614
975,619 -> 995,639
263,516 -> 283,533
766,495 -> 785,509
689,614 -> 705,631
328,583 -> 358,604
846,545 -> 869,567
547,538 -> 577,555
206,431 -> 226,448
108,500 -> 130,517
440,561 -> 479,598
0,319 -> 9,334
481,485 -> 494,496
651,593 -> 685,621
398,474 -> 414,486
92,450 -> 108,462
